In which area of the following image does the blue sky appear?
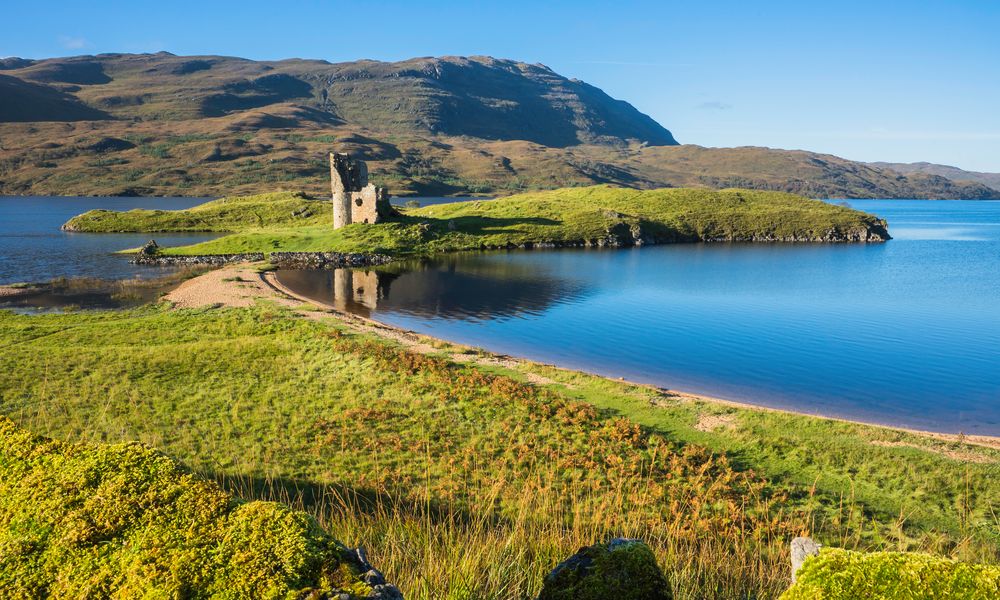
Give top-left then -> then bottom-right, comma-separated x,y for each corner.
4,1 -> 998,171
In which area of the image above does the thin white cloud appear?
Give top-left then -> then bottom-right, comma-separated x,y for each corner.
58,35 -> 89,50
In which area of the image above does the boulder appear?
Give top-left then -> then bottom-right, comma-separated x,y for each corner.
138,239 -> 159,256
790,536 -> 821,583
538,538 -> 672,600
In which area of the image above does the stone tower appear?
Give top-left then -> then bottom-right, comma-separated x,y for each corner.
330,153 -> 392,229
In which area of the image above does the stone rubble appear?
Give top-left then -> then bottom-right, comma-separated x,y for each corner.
269,252 -> 393,269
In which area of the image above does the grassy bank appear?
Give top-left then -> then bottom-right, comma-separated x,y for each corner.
62,186 -> 890,257
0,303 -> 995,599
62,191 -> 326,232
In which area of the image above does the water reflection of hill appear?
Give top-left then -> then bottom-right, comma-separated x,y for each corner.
275,253 -> 588,321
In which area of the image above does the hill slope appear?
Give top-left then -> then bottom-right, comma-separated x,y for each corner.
0,74 -> 110,122
0,52 -> 996,199
870,161 -> 1000,193
0,52 -> 675,147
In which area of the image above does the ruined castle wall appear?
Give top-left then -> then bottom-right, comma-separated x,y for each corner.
333,191 -> 352,228
349,185 -> 389,225
331,152 -> 390,229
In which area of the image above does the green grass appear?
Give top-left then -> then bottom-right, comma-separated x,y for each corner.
0,304 -> 996,599
63,185 -> 889,256
62,191 -> 327,232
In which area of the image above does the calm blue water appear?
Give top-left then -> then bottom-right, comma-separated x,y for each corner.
0,196 -> 221,284
277,200 -> 1000,435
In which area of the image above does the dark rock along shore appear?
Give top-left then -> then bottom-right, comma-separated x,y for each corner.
130,240 -> 394,269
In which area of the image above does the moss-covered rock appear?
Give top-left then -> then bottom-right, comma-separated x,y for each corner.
537,538 -> 672,600
0,416 -> 401,599
781,548 -> 1000,600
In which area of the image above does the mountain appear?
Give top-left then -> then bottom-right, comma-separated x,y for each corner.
629,146 -> 999,199
0,52 -> 676,147
0,52 -> 996,199
869,162 -> 1000,193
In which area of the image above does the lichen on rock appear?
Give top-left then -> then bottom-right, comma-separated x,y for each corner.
537,538 -> 672,600
781,548 -> 1000,600
0,416 -> 402,599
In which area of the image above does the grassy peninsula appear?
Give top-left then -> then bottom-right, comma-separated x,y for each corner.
63,185 -> 890,256
62,191 -> 327,232
1,300 -> 996,599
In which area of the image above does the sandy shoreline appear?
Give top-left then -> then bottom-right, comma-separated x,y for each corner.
258,267 -> 1000,450
160,264 -> 1000,451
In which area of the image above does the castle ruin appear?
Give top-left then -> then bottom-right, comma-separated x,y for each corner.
330,153 -> 392,229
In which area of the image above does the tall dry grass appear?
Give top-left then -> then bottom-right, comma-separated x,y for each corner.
218,443 -> 810,600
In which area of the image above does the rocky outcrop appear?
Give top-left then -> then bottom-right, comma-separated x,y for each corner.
353,546 -> 404,600
269,251 -> 393,269
135,239 -> 160,258
701,222 -> 891,243
130,240 -> 264,265
128,241 -> 391,269
538,538 -> 672,600
463,219 -> 889,252
131,253 -> 266,266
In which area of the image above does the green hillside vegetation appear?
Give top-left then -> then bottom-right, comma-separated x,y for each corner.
782,549 -> 1000,599
0,416 -> 383,598
63,186 -> 890,256
1,304 -> 996,598
1,52 -> 996,199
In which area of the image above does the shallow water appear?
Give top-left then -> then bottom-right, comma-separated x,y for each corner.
0,196 -> 221,285
276,200 -> 1000,435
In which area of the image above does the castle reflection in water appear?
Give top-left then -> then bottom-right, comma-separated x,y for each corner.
331,269 -> 384,313
276,268 -> 389,317
273,252 -> 587,322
